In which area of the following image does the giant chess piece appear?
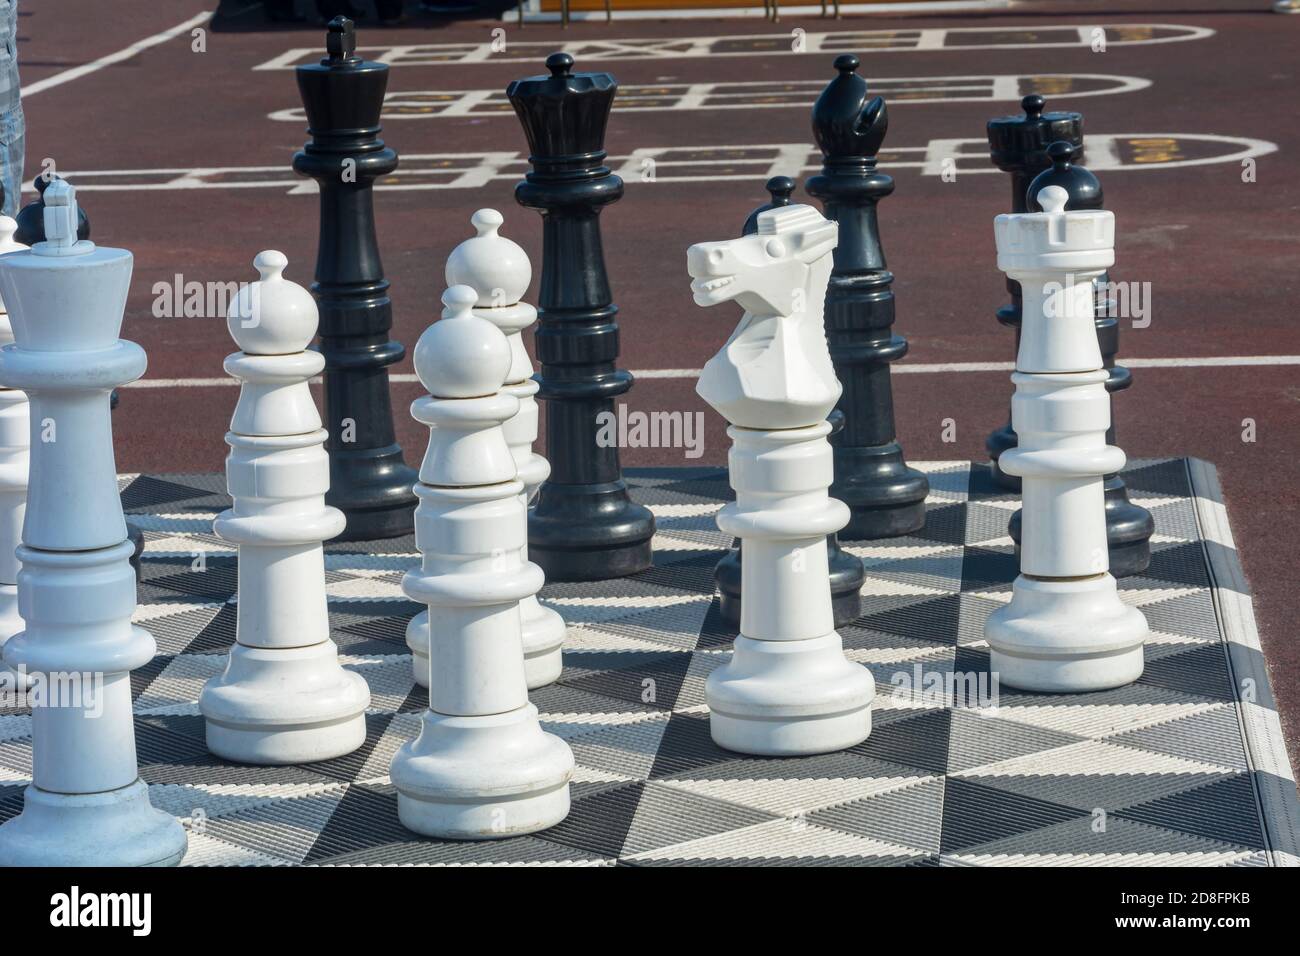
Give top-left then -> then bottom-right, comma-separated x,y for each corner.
689,204 -> 874,755
508,53 -> 655,581
985,94 -> 1085,489
390,286 -> 573,839
0,182 -> 186,866
805,55 -> 928,538
714,176 -> 865,629
0,213 -> 27,689
1010,143 -> 1154,576
293,17 -> 417,541
987,185 -> 1148,691
200,252 -> 371,764
406,210 -> 566,690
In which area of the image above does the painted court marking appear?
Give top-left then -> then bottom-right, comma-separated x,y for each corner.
124,356 -> 1300,389
21,10 -> 213,99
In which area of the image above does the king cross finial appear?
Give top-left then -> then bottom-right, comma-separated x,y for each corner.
325,17 -> 357,65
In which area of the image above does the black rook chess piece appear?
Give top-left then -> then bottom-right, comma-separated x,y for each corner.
805,55 -> 928,539
985,94 -> 1084,490
714,177 -> 866,629
508,53 -> 655,581
1013,142 -> 1154,576
293,17 -> 417,540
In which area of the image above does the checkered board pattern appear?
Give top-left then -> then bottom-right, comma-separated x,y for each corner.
2,459 -> 1298,866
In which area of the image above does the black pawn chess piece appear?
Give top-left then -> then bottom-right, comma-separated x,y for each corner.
508,53 -> 655,581
714,178 -> 866,629
985,94 -> 1084,490
14,178 -> 144,574
805,54 -> 928,539
1011,142 -> 1154,576
293,17 -> 417,541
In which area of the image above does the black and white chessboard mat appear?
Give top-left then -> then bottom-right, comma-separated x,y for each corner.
3,459 -> 1297,866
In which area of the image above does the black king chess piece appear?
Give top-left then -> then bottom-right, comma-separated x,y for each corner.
1012,142 -> 1154,576
714,176 -> 866,628
985,94 -> 1084,490
13,176 -> 144,573
508,53 -> 655,581
293,17 -> 417,540
805,55 -> 928,539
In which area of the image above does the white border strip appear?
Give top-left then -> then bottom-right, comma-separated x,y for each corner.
1187,457 -> 1300,867
21,10 -> 214,99
122,356 -> 1300,389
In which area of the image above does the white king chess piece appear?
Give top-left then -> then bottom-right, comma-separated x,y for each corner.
987,184 -> 1148,691
0,181 -> 187,866
390,286 -> 573,838
0,214 -> 28,690
688,204 -> 874,756
406,209 -> 565,690
200,251 -> 370,763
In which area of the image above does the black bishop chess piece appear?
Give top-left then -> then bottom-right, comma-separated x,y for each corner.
508,53 -> 655,581
1012,141 -> 1154,576
714,177 -> 866,629
805,54 -> 928,539
12,177 -> 144,574
293,17 -> 417,541
985,94 -> 1084,490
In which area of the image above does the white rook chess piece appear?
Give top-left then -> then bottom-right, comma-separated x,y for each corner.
200,251 -> 370,764
406,210 -> 565,690
0,181 -> 187,866
688,204 -> 875,756
987,184 -> 1148,691
0,215 -> 29,690
390,285 -> 573,839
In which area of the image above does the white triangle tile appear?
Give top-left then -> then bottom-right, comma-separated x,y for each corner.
658,771 -> 930,817
625,819 -> 920,863
180,830 -> 294,867
990,702 -> 1226,739
958,737 -> 1239,778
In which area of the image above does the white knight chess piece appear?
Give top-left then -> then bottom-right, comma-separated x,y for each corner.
688,204 -> 874,756
986,185 -> 1148,691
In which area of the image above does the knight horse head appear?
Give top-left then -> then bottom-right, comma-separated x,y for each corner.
688,204 -> 842,431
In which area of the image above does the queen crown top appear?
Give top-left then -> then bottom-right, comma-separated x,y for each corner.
228,251 -> 319,356
445,209 -> 532,308
811,55 -> 888,161
508,53 -> 617,162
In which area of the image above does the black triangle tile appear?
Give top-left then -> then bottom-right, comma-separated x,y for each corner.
1121,459 -> 1190,497
912,502 -> 968,547
850,708 -> 952,775
303,782 -> 409,863
534,780 -> 645,858
809,777 -> 945,852
855,593 -> 962,646
1116,773 -> 1265,849
120,475 -> 218,511
1136,643 -> 1235,700
959,546 -> 1018,592
646,713 -> 738,779
180,604 -> 238,655
940,777 -> 1086,853
946,709 -> 1086,773
557,650 -> 693,712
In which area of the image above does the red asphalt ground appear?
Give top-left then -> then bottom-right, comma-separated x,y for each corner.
12,2 -> 1300,765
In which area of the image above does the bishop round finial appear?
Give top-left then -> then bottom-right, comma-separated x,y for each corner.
546,52 -> 574,78
414,285 -> 512,399
325,16 -> 358,65
227,250 -> 318,356
834,54 -> 859,74
1026,140 -> 1103,212
1035,185 -> 1069,215
445,208 -> 532,308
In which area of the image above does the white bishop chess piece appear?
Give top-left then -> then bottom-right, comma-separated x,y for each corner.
200,251 -> 370,763
390,285 -> 573,839
0,213 -> 28,690
0,181 -> 187,866
406,209 -> 565,690
987,185 -> 1148,690
688,203 -> 875,756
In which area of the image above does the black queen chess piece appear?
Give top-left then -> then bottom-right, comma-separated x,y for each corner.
293,17 -> 417,540
715,176 -> 866,628
805,55 -> 928,539
507,53 -> 655,581
1011,141 -> 1154,576
985,94 -> 1084,490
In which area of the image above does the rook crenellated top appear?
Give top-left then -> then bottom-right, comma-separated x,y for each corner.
995,185 -> 1114,276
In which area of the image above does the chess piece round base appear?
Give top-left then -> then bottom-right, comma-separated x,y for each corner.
201,641 -> 370,765
715,541 -> 863,630
834,442 -> 930,539
707,632 -> 875,756
528,483 -> 655,582
987,574 -> 1146,692
0,778 -> 186,867
406,602 -> 564,690
391,703 -> 573,839
0,584 -> 29,691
